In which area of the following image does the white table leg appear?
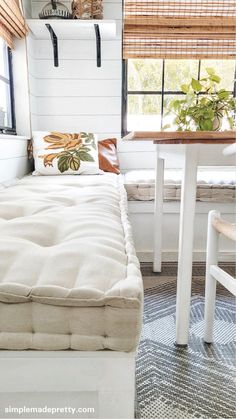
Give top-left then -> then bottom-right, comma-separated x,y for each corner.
153,146 -> 164,273
176,145 -> 198,346
204,210 -> 219,344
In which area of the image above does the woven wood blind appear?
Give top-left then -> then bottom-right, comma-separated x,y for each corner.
0,0 -> 28,49
123,0 -> 236,59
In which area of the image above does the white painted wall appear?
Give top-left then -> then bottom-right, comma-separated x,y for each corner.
130,201 -> 236,262
0,136 -> 30,183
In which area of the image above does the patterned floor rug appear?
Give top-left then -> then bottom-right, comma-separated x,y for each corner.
136,264 -> 236,419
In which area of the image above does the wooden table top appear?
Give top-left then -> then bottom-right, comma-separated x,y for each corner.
123,131 -> 236,144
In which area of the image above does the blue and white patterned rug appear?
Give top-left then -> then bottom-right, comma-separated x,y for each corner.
136,269 -> 236,419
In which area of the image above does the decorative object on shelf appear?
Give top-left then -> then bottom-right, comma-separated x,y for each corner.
39,0 -> 72,19
164,68 -> 235,132
72,0 -> 103,20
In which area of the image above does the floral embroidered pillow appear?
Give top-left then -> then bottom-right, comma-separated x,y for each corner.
33,131 -> 100,175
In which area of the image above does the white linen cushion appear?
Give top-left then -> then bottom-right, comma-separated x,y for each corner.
0,174 -> 143,351
33,131 -> 100,175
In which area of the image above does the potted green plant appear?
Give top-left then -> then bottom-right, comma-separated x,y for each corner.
164,68 -> 235,131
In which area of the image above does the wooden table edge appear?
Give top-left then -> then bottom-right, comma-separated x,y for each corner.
122,131 -> 236,144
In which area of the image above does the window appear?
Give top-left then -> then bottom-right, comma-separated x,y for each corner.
0,38 -> 15,134
122,59 -> 236,135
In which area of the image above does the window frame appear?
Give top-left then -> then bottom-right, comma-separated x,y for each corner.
0,44 -> 16,135
122,59 -> 236,136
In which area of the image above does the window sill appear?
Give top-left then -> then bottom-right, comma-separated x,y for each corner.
0,134 -> 30,141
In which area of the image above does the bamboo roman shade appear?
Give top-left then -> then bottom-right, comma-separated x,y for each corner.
0,0 -> 28,49
123,0 -> 236,59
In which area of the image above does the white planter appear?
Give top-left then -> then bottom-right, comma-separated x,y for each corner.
212,116 -> 223,131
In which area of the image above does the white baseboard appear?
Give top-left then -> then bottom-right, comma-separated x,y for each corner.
137,251 -> 236,263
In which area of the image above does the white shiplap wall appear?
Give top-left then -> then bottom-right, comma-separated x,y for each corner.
27,0 -> 156,171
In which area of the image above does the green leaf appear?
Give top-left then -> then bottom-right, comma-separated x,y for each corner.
204,109 -> 214,119
78,151 -> 94,162
80,132 -> 89,139
208,109 -> 215,119
79,146 -> 91,152
191,78 -> 202,92
171,100 -> 181,111
205,67 -> 215,76
210,75 -> 221,83
88,133 -> 95,141
217,90 -> 230,100
200,119 -> 213,131
58,156 -> 70,173
58,151 -> 71,157
181,84 -> 189,94
200,97 -> 208,105
69,156 -> 80,171
82,133 -> 95,142
162,124 -> 171,130
228,116 -> 234,129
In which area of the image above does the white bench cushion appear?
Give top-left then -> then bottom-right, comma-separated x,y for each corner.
0,174 -> 143,351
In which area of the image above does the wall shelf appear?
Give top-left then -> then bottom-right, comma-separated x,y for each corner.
26,19 -> 116,40
26,19 -> 116,68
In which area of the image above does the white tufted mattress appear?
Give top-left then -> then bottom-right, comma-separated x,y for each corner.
124,168 -> 236,202
0,174 -> 143,351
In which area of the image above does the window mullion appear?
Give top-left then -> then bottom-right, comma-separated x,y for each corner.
233,62 -> 236,98
128,91 -> 186,95
0,41 -> 16,133
160,59 -> 165,129
8,48 -> 16,133
198,60 -> 201,81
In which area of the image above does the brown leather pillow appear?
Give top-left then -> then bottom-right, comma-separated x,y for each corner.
98,138 -> 120,174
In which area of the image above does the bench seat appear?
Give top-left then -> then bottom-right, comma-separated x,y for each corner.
124,168 -> 236,202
